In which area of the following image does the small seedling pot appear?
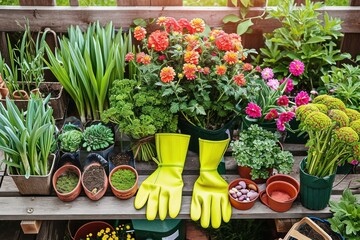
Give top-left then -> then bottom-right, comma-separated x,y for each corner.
53,164 -> 82,202
109,165 -> 138,200
266,174 -> 300,195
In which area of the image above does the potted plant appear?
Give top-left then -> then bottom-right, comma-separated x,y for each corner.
52,163 -> 82,202
296,95 -> 360,209
128,16 -> 260,153
231,124 -> 294,183
81,160 -> 108,201
109,165 -> 138,200
0,95 -> 56,195
58,126 -> 83,153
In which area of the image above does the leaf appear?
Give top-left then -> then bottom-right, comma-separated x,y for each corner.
231,0 -> 237,7
305,36 -> 326,44
240,0 -> 251,7
356,55 -> 360,63
222,14 -> 241,24
237,19 -> 253,36
133,18 -> 147,27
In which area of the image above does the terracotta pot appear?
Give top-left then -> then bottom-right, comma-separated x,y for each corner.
265,181 -> 298,212
109,165 -> 138,200
30,88 -> 41,96
266,174 -> 300,195
237,166 -> 273,184
228,178 -> 259,210
73,221 -> 114,240
53,164 -> 82,202
81,162 -> 108,201
12,90 -> 29,100
0,86 -> 9,99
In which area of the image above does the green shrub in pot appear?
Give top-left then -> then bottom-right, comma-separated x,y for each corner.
231,124 -> 294,180
58,129 -> 83,153
0,94 -> 55,178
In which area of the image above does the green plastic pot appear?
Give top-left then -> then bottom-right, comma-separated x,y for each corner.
299,159 -> 336,210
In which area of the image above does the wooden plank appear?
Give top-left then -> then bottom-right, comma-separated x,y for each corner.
0,6 -> 359,33
69,0 -> 79,6
340,0 -> 360,59
0,195 -> 348,220
0,221 -> 23,240
35,220 -> 67,240
19,0 -> 55,6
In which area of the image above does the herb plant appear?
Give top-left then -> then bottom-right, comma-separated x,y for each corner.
329,188 -> 360,240
82,123 -> 114,152
111,169 -> 136,190
231,124 -> 294,179
259,0 -> 350,91
58,129 -> 83,152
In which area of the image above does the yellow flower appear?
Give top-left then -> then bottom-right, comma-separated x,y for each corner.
106,227 -> 111,233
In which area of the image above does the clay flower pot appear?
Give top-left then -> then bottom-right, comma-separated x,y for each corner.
263,181 -> 298,212
266,174 -> 300,195
228,178 -> 259,210
12,90 -> 29,100
52,164 -> 82,202
237,166 -> 273,184
109,165 -> 138,200
73,221 -> 114,240
81,162 -> 108,201
0,86 -> 9,99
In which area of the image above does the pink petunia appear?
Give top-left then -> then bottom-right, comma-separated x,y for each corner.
277,95 -> 289,106
350,159 -> 359,165
289,60 -> 305,76
245,102 -> 262,118
261,68 -> 274,80
267,79 -> 279,90
279,111 -> 295,123
276,119 -> 286,131
295,91 -> 311,106
264,109 -> 279,121
280,77 -> 294,93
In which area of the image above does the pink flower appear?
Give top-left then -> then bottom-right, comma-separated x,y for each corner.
295,91 -> 311,106
279,111 -> 295,123
255,66 -> 262,72
310,90 -> 318,96
261,68 -> 274,80
245,102 -> 262,118
276,119 -> 286,131
350,159 -> 359,165
125,52 -> 134,62
158,55 -> 167,61
264,109 -> 278,121
277,95 -> 289,106
280,77 -> 294,93
267,79 -> 279,90
289,60 -> 305,76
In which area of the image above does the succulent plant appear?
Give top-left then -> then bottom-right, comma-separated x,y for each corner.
58,129 -> 83,152
82,123 -> 114,152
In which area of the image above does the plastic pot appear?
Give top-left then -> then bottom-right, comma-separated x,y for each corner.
266,174 -> 300,195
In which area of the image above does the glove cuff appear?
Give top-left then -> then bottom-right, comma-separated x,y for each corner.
158,163 -> 184,168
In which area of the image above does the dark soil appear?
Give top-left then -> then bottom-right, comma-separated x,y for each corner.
110,152 -> 131,166
82,165 -> 105,194
39,84 -> 60,98
298,218 -> 342,240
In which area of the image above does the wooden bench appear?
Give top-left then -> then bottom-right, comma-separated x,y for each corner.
0,144 -> 359,222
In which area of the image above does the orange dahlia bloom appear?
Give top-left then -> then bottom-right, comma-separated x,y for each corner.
230,33 -> 242,51
233,74 -> 246,86
160,67 -> 176,83
184,51 -> 200,65
242,63 -> 253,71
142,54 -> 152,65
216,65 -> 227,76
203,67 -> 210,75
134,26 -> 146,41
183,63 -> 197,80
148,30 -> 169,52
190,18 -> 205,33
223,51 -> 238,65
125,52 -> 134,62
136,52 -> 146,63
156,16 -> 167,26
215,33 -> 233,51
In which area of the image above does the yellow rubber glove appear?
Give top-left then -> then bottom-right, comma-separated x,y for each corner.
191,138 -> 231,228
134,133 -> 190,220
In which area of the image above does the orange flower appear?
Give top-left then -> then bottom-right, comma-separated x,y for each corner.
210,29 -> 225,40
203,67 -> 210,75
183,63 -> 197,80
216,65 -> 227,75
142,54 -> 152,65
136,52 -> 146,63
229,33 -> 242,51
223,51 -> 238,65
134,26 -> 146,41
148,30 -> 169,52
156,16 -> 167,26
178,18 -> 193,33
160,67 -> 176,83
233,74 -> 246,86
184,51 -> 200,65
190,18 -> 205,33
242,63 -> 253,71
185,35 -> 200,51
215,33 -> 233,51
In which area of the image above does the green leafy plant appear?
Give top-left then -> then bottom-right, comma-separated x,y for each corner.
259,0 -> 350,91
111,169 -> 136,190
0,95 -> 55,178
82,123 -> 114,152
58,129 -> 83,152
231,124 -> 294,179
321,63 -> 360,110
296,95 -> 360,177
329,188 -> 360,240
102,79 -> 178,161
45,21 -> 133,123
55,171 -> 79,193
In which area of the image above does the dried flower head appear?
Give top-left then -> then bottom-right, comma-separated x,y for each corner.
334,127 -> 359,143
304,112 -> 332,131
328,109 -> 349,128
321,96 -> 346,111
345,108 -> 360,122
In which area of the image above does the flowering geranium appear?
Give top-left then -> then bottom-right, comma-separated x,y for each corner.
83,223 -> 135,240
296,95 -> 360,177
128,16 -> 258,130
241,60 -> 308,132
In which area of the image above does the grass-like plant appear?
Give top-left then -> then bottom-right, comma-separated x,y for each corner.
0,95 -> 55,178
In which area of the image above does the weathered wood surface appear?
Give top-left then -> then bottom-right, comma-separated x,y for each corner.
0,144 -> 359,221
0,6 -> 359,33
117,0 -> 183,6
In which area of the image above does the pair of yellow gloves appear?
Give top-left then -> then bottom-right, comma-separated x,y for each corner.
134,133 -> 231,229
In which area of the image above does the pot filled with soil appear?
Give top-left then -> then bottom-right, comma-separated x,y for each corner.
81,162 -> 108,201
